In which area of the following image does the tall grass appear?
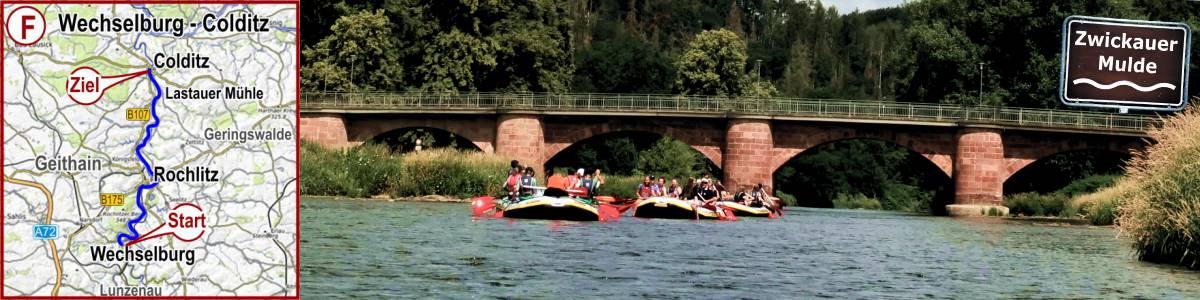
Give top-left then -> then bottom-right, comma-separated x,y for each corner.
1070,177 -> 1134,225
1113,104 -> 1200,269
392,149 -> 510,198
300,141 -> 511,199
300,141 -> 402,198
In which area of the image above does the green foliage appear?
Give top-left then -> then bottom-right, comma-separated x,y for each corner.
880,182 -> 933,212
1005,192 -> 1070,217
636,137 -> 706,180
301,9 -> 404,91
573,33 -> 673,93
392,149 -> 511,198
300,141 -> 402,198
1056,174 -> 1121,197
301,0 -> 574,92
595,175 -> 644,199
301,142 -> 510,199
780,41 -> 813,97
776,191 -> 798,207
675,29 -> 748,96
774,139 -> 947,213
832,193 -> 883,210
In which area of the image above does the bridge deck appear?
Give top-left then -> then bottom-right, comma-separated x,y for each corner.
299,92 -> 1163,137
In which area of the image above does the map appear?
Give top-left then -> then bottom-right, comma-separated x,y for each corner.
3,3 -> 298,297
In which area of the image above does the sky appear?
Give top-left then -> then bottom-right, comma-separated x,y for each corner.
822,0 -> 908,14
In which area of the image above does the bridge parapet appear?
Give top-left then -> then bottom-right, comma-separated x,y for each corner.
301,92 -> 1161,135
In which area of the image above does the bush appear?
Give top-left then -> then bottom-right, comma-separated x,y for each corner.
1056,174 -> 1121,197
393,149 -> 510,198
300,141 -> 402,198
1005,192 -> 1070,217
1115,104 -> 1200,269
880,182 -> 932,213
595,175 -> 644,199
636,137 -> 707,180
776,191 -> 798,207
832,193 -> 882,210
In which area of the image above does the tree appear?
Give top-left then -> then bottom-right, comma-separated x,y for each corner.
675,29 -> 748,96
780,41 -> 813,97
300,9 -> 404,91
636,137 -> 706,180
573,33 -> 673,93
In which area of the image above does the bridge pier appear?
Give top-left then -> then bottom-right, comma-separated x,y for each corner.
496,114 -> 545,175
724,119 -> 773,190
947,127 -> 1010,217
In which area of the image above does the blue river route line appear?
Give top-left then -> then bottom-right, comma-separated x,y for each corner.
117,69 -> 161,247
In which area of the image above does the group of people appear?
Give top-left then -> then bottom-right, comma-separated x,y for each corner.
505,160 -> 773,211
638,174 -> 773,208
504,160 -> 606,200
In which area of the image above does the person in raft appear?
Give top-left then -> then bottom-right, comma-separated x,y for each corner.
592,169 -> 605,194
580,171 -> 595,198
667,179 -> 682,198
656,177 -> 668,197
505,160 -> 522,201
546,168 -> 566,191
750,183 -> 769,207
649,176 -> 663,196
637,176 -> 654,198
519,167 -> 537,196
565,168 -> 587,197
689,179 -> 721,217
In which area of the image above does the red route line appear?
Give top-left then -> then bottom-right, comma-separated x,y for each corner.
0,0 -> 301,298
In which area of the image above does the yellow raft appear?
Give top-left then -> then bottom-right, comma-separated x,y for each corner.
632,197 -> 721,219
717,201 -> 776,218
499,196 -> 603,221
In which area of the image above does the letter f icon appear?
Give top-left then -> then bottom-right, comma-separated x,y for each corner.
21,15 -> 35,39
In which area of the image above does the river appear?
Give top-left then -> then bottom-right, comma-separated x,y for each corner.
299,197 -> 1200,298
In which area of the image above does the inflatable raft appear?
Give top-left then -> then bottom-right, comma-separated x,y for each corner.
471,194 -> 620,221
632,197 -> 723,219
717,201 -> 777,218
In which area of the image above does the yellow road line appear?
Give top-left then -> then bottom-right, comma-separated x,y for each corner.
5,175 -> 64,296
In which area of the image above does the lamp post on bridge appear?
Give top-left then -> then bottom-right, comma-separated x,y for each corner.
978,63 -> 985,107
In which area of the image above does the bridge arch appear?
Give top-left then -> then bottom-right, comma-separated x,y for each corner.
770,123 -> 957,177
345,115 -> 497,153
542,130 -> 723,177
1003,148 -> 1130,195
367,127 -> 482,152
1001,131 -> 1144,182
772,137 -> 955,213
541,116 -> 725,167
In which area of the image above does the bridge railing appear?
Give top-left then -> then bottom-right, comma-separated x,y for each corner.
301,92 -> 1161,133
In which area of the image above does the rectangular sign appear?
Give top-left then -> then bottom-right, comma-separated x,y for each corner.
1060,16 -> 1192,111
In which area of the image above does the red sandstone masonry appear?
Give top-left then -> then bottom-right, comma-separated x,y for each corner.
954,128 -> 1004,206
724,119 -> 774,189
496,114 -> 545,174
298,113 -> 349,148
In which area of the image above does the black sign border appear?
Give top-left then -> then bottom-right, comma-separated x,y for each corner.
1059,15 -> 1192,112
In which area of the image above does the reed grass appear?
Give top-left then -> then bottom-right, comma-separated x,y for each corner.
1112,103 -> 1200,269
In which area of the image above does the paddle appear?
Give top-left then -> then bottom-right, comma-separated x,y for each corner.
597,203 -> 621,222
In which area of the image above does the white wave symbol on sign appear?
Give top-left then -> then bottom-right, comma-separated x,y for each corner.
1072,78 -> 1176,92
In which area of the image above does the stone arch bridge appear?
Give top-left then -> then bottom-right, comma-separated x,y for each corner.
299,92 -> 1157,216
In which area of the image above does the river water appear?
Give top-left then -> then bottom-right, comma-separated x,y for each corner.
299,198 -> 1200,299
